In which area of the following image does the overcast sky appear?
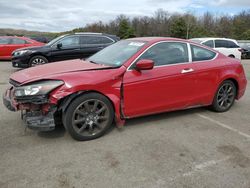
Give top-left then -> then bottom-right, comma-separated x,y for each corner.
0,0 -> 249,32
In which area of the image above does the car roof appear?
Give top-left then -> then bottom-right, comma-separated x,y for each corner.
126,37 -> 188,43
70,32 -> 119,41
191,37 -> 238,43
0,36 -> 33,40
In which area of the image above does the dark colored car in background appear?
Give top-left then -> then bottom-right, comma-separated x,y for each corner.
238,41 -> 250,59
29,36 -> 49,43
0,36 -> 44,60
12,32 -> 119,68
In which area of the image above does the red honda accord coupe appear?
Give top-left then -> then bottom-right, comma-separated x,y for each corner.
3,37 -> 247,141
0,36 -> 44,60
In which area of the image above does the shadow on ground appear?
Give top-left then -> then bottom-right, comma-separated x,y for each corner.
37,124 -> 66,139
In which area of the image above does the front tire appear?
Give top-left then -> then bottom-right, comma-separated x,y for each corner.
29,55 -> 48,67
211,80 -> 236,112
63,93 -> 114,141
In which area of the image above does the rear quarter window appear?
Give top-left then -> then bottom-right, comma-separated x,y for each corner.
191,44 -> 216,61
215,40 -> 239,48
227,41 -> 239,48
101,37 -> 114,44
81,36 -> 102,45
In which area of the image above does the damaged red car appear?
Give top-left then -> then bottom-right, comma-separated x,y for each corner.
3,37 -> 247,141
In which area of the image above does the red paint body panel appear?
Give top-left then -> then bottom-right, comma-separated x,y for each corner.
11,59 -> 113,84
0,36 -> 44,60
8,37 -> 247,126
123,63 -> 197,117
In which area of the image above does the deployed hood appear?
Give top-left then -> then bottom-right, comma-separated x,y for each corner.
10,59 -> 114,84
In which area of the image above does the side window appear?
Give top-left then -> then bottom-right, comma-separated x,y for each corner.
101,37 -> 114,44
11,38 -> 26,44
227,41 -> 239,48
202,40 -> 214,48
191,44 -> 216,61
0,38 -> 10,44
81,36 -> 102,45
215,40 -> 228,48
59,36 -> 79,47
138,42 -> 189,66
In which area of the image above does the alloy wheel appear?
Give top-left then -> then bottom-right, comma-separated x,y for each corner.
31,58 -> 46,66
216,82 -> 235,110
72,99 -> 110,136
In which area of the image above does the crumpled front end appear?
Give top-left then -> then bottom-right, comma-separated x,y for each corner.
3,79 -> 61,131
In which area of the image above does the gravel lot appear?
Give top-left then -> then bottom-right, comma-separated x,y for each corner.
0,60 -> 250,188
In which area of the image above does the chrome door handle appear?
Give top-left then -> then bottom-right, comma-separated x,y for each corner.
181,68 -> 194,74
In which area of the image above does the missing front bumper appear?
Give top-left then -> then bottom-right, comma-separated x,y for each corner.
3,86 -> 57,131
23,109 -> 56,131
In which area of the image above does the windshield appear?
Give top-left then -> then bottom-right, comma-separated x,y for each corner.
87,40 -> 147,67
46,35 -> 66,46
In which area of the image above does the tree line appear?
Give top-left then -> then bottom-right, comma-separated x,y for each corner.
69,9 -> 250,40
1,9 -> 249,40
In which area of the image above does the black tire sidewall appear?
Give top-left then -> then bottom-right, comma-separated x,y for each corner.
63,93 -> 114,141
211,80 -> 236,112
29,55 -> 48,67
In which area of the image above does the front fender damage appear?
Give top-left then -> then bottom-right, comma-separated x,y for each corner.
4,66 -> 127,131
3,86 -> 58,131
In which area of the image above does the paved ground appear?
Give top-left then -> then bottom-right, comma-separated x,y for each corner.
0,60 -> 250,188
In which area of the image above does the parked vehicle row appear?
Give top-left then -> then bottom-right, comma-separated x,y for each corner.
238,41 -> 250,59
3,37 -> 247,141
1,35 -> 245,68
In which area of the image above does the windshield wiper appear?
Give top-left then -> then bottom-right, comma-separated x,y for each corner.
89,60 -> 98,64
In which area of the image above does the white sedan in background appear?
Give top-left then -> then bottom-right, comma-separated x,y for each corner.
190,38 -> 242,60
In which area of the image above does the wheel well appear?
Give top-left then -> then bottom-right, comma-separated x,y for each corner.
58,90 -> 116,114
228,54 -> 235,58
226,78 -> 239,97
29,53 -> 49,62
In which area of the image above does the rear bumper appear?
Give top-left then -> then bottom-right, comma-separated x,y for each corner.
237,78 -> 247,100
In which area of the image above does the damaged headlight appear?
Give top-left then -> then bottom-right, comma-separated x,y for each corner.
14,80 -> 64,98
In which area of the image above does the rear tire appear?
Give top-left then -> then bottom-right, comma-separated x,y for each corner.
29,55 -> 48,67
63,93 -> 114,141
211,80 -> 236,112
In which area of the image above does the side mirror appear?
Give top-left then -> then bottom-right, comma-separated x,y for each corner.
135,59 -> 154,71
57,43 -> 62,49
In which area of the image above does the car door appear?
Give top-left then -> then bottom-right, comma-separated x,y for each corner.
50,35 -> 81,62
122,42 -> 197,118
189,44 -> 221,104
80,36 -> 106,58
4,38 -> 27,58
0,37 -> 11,59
